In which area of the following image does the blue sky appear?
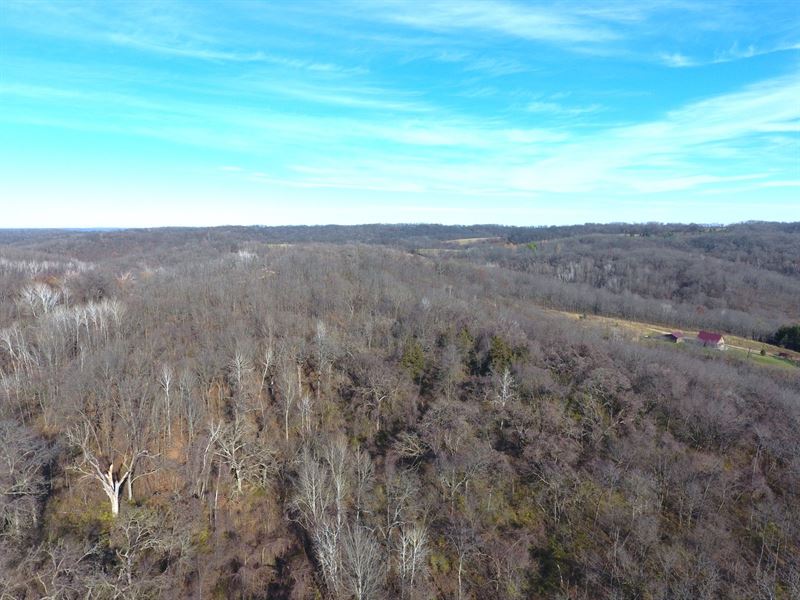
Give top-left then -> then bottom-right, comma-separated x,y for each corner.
1,0 -> 798,227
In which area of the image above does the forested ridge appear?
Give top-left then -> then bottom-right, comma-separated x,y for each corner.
1,224 -> 798,599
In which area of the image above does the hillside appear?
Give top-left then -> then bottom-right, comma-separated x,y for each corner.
1,224 -> 799,599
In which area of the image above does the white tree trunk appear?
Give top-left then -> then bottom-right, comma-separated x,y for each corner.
458,558 -> 463,600
109,488 -> 120,516
99,463 -> 128,517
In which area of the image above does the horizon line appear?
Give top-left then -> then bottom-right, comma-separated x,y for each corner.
2,220 -> 796,232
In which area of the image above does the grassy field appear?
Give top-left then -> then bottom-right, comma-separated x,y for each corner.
544,308 -> 800,370
726,346 -> 798,370
441,236 -> 505,246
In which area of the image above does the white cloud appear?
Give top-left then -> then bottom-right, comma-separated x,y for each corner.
659,52 -> 695,67
758,180 -> 800,188
371,0 -> 620,44
2,0 -> 798,222
5,66 -> 796,201
526,101 -> 603,116
660,42 -> 800,68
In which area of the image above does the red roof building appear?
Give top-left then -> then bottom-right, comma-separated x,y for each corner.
697,331 -> 725,348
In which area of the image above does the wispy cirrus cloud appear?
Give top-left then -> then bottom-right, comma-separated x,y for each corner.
355,0 -> 800,67
660,41 -> 800,68
2,0 -> 364,74
5,67 -> 796,197
2,0 -> 799,225
367,0 -> 621,45
105,31 -> 366,73
249,81 -> 432,113
204,73 -> 799,202
505,73 -> 800,195
527,101 -> 603,117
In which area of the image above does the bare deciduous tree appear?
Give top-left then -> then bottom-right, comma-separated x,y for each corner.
384,469 -> 419,542
67,420 -> 151,517
178,367 -> 203,447
210,414 -> 268,496
398,522 -> 428,599
312,516 -> 343,598
18,283 -> 61,318
448,520 -> 477,600
117,382 -> 159,503
293,445 -> 333,528
229,349 -> 253,399
110,508 -> 172,595
298,393 -> 315,437
25,539 -> 100,599
324,436 -> 351,530
353,449 -> 374,522
158,364 -> 173,444
393,431 -> 428,463
491,367 -> 516,429
341,524 -> 385,600
314,320 -> 334,400
0,420 -> 52,540
277,352 -> 302,443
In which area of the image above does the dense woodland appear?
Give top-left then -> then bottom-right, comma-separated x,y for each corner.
1,223 -> 798,599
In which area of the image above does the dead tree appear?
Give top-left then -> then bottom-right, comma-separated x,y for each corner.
67,421 -> 151,517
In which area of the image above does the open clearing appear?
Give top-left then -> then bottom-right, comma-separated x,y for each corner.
542,307 -> 800,369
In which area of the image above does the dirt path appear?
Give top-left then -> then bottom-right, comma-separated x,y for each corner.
539,307 -> 800,364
